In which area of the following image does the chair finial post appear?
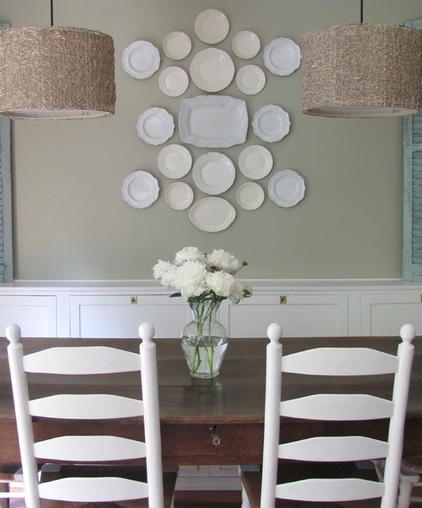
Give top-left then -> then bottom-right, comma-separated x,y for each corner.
139,322 -> 155,343
267,323 -> 282,344
5,324 -> 22,345
400,324 -> 415,344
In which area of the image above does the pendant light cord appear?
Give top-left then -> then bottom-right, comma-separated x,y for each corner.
360,0 -> 364,23
50,0 -> 54,26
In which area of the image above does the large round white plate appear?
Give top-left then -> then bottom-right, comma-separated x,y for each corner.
263,37 -> 301,76
252,105 -> 290,143
136,107 -> 174,145
194,9 -> 230,44
162,31 -> 192,60
193,152 -> 235,195
268,169 -> 306,207
159,66 -> 189,97
189,197 -> 236,232
157,144 -> 192,179
165,182 -> 194,210
238,145 -> 273,180
236,65 -> 266,95
190,48 -> 234,92
236,182 -> 265,211
122,40 -> 160,79
232,30 -> 261,59
121,170 -> 160,209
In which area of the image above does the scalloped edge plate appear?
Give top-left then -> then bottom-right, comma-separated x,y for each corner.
136,107 -> 175,145
121,170 -> 160,209
159,66 -> 189,97
193,152 -> 235,195
252,104 -> 290,143
162,31 -> 192,60
268,169 -> 306,207
238,145 -> 273,180
122,40 -> 160,79
263,37 -> 301,76
157,144 -> 192,179
190,48 -> 234,93
236,65 -> 266,95
194,9 -> 230,44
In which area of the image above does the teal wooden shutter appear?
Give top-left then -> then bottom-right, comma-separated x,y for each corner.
0,23 -> 13,282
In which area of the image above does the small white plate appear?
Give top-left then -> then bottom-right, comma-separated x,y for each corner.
162,31 -> 192,60
263,37 -> 301,76
189,197 -> 236,232
159,66 -> 189,97
136,107 -> 174,145
236,65 -> 266,95
190,48 -> 234,93
165,182 -> 194,210
122,40 -> 160,79
232,30 -> 261,59
157,144 -> 192,179
236,182 -> 265,211
252,105 -> 290,143
238,145 -> 273,180
194,9 -> 230,44
193,153 -> 235,195
268,169 -> 306,207
121,170 -> 160,209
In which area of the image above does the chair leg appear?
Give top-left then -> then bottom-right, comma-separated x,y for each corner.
398,474 -> 418,508
241,486 -> 252,508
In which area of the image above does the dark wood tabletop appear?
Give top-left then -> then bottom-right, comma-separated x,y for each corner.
0,336 -> 421,465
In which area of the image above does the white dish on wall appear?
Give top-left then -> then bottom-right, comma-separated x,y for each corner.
157,144 -> 192,179
193,152 -> 235,195
179,95 -> 248,148
121,170 -> 159,209
158,66 -> 189,97
165,182 -> 194,210
232,30 -> 261,59
189,197 -> 236,232
162,31 -> 192,60
263,37 -> 301,76
238,145 -> 273,180
122,40 -> 160,79
194,9 -> 230,44
252,104 -> 290,143
236,182 -> 265,210
268,169 -> 305,207
236,65 -> 266,95
190,48 -> 234,92
136,107 -> 175,145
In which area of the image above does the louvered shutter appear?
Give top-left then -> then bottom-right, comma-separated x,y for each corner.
402,20 -> 422,281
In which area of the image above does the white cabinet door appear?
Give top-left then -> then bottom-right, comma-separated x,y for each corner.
227,293 -> 348,337
70,294 -> 192,338
0,295 -> 57,337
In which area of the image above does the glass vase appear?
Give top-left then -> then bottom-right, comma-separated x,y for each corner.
181,300 -> 228,379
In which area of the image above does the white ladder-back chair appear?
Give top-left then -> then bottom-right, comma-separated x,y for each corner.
0,465 -> 24,508
6,322 -> 177,508
397,458 -> 422,507
240,323 -> 415,508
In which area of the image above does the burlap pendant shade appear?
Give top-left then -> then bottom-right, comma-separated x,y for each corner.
0,26 -> 116,119
302,24 -> 422,117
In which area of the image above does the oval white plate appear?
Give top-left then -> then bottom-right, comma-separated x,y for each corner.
136,107 -> 174,145
189,197 -> 236,232
236,182 -> 265,211
252,105 -> 290,143
194,9 -> 230,44
157,144 -> 192,179
238,145 -> 273,180
122,40 -> 160,79
263,37 -> 301,76
165,182 -> 194,210
162,31 -> 192,60
190,48 -> 234,93
232,30 -> 261,59
193,153 -> 236,195
268,169 -> 306,207
159,66 -> 189,97
121,170 -> 160,209
236,65 -> 266,95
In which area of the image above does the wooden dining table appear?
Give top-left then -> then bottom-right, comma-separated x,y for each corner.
0,336 -> 421,466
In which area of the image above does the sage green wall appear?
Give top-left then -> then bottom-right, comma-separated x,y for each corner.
2,0 -> 422,280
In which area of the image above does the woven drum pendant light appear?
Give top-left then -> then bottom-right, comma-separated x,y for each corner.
0,26 -> 116,119
302,23 -> 422,117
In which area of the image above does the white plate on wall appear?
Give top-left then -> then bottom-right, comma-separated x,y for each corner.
238,145 -> 273,180
158,66 -> 189,97
194,9 -> 230,44
236,182 -> 265,211
189,197 -> 236,232
236,65 -> 266,95
121,170 -> 160,209
232,30 -> 261,59
263,37 -> 301,76
162,31 -> 192,60
190,48 -> 235,93
165,182 -> 194,210
268,169 -> 306,207
193,153 -> 235,195
122,40 -> 160,79
252,104 -> 290,143
136,107 -> 175,145
157,144 -> 192,179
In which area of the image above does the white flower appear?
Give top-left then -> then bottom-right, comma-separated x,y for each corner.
229,280 -> 245,303
207,249 -> 242,274
206,271 -> 234,298
174,246 -> 205,266
173,261 -> 207,298
153,260 -> 177,288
